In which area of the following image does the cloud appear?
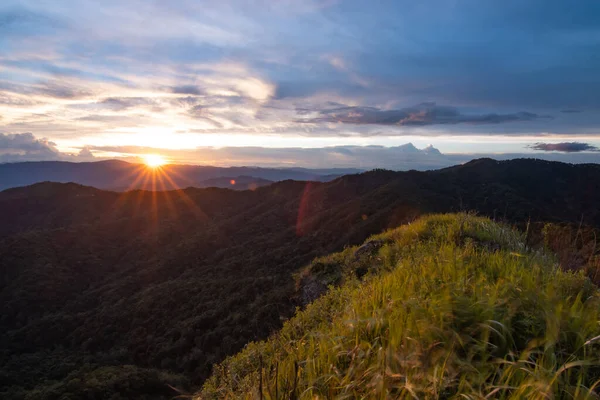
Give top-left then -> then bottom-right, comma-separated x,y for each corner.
171,85 -> 204,95
0,132 -> 58,152
95,97 -> 157,111
0,132 -> 62,162
77,146 -> 95,160
76,115 -> 138,123
528,142 -> 599,153
0,132 -> 98,162
37,82 -> 91,99
2,0 -> 600,146
298,102 -> 551,126
0,80 -> 92,99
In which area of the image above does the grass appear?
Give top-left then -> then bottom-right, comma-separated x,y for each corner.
197,213 -> 600,399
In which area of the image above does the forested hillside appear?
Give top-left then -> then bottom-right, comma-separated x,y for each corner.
1,158 -> 600,399
199,214 -> 600,399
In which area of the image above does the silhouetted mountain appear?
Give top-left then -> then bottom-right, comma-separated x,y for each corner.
198,175 -> 273,190
0,160 -> 361,191
1,158 -> 600,399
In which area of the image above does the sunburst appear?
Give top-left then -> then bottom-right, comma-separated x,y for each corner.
143,154 -> 167,168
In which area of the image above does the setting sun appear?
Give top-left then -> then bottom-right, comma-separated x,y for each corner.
143,154 -> 167,168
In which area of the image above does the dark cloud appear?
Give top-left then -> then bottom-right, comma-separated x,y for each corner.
189,104 -> 205,117
0,132 -> 98,162
0,132 -> 58,152
528,142 -> 599,153
0,132 -> 62,162
36,82 -> 91,99
298,102 -> 551,127
183,102 -> 225,128
171,85 -> 204,95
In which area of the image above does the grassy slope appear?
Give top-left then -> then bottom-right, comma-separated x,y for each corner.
198,214 -> 600,399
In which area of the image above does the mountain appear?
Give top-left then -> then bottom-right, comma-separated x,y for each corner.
395,142 -> 421,152
1,158 -> 600,399
0,160 -> 361,191
199,214 -> 600,398
423,143 -> 442,155
197,175 -> 273,190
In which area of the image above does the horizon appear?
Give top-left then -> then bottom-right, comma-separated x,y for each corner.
1,1 -> 600,167
1,143 -> 599,170
2,156 -> 598,195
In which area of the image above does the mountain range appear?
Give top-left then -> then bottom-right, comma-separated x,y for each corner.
1,158 -> 600,399
0,159 -> 361,191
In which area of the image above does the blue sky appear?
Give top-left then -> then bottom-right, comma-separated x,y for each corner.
0,0 -> 599,167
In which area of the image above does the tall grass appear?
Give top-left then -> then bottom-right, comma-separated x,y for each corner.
197,214 -> 600,399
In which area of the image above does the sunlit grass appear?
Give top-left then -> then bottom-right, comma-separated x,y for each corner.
197,213 -> 600,399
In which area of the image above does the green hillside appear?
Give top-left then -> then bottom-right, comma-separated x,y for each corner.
198,214 -> 600,399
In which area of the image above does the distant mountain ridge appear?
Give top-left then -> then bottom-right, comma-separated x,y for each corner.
0,160 -> 362,191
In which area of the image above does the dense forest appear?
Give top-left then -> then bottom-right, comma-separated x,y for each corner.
1,158 -> 600,399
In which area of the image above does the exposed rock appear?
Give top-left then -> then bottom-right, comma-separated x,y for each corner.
354,240 -> 384,260
298,276 -> 328,306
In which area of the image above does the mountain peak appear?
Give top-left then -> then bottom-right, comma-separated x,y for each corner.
423,144 -> 442,155
397,142 -> 419,152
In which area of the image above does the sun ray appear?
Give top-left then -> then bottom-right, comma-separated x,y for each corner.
117,164 -> 149,190
155,169 -> 179,220
109,165 -> 151,217
132,170 -> 153,220
106,158 -> 208,229
150,168 -> 159,235
159,170 -> 208,220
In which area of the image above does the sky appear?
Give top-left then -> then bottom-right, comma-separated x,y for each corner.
1,0 -> 599,168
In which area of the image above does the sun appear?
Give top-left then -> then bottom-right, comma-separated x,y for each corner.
143,154 -> 167,168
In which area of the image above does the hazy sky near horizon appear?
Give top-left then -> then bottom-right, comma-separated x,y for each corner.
1,0 -> 599,166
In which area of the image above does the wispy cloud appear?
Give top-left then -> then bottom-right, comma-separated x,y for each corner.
298,102 -> 551,126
